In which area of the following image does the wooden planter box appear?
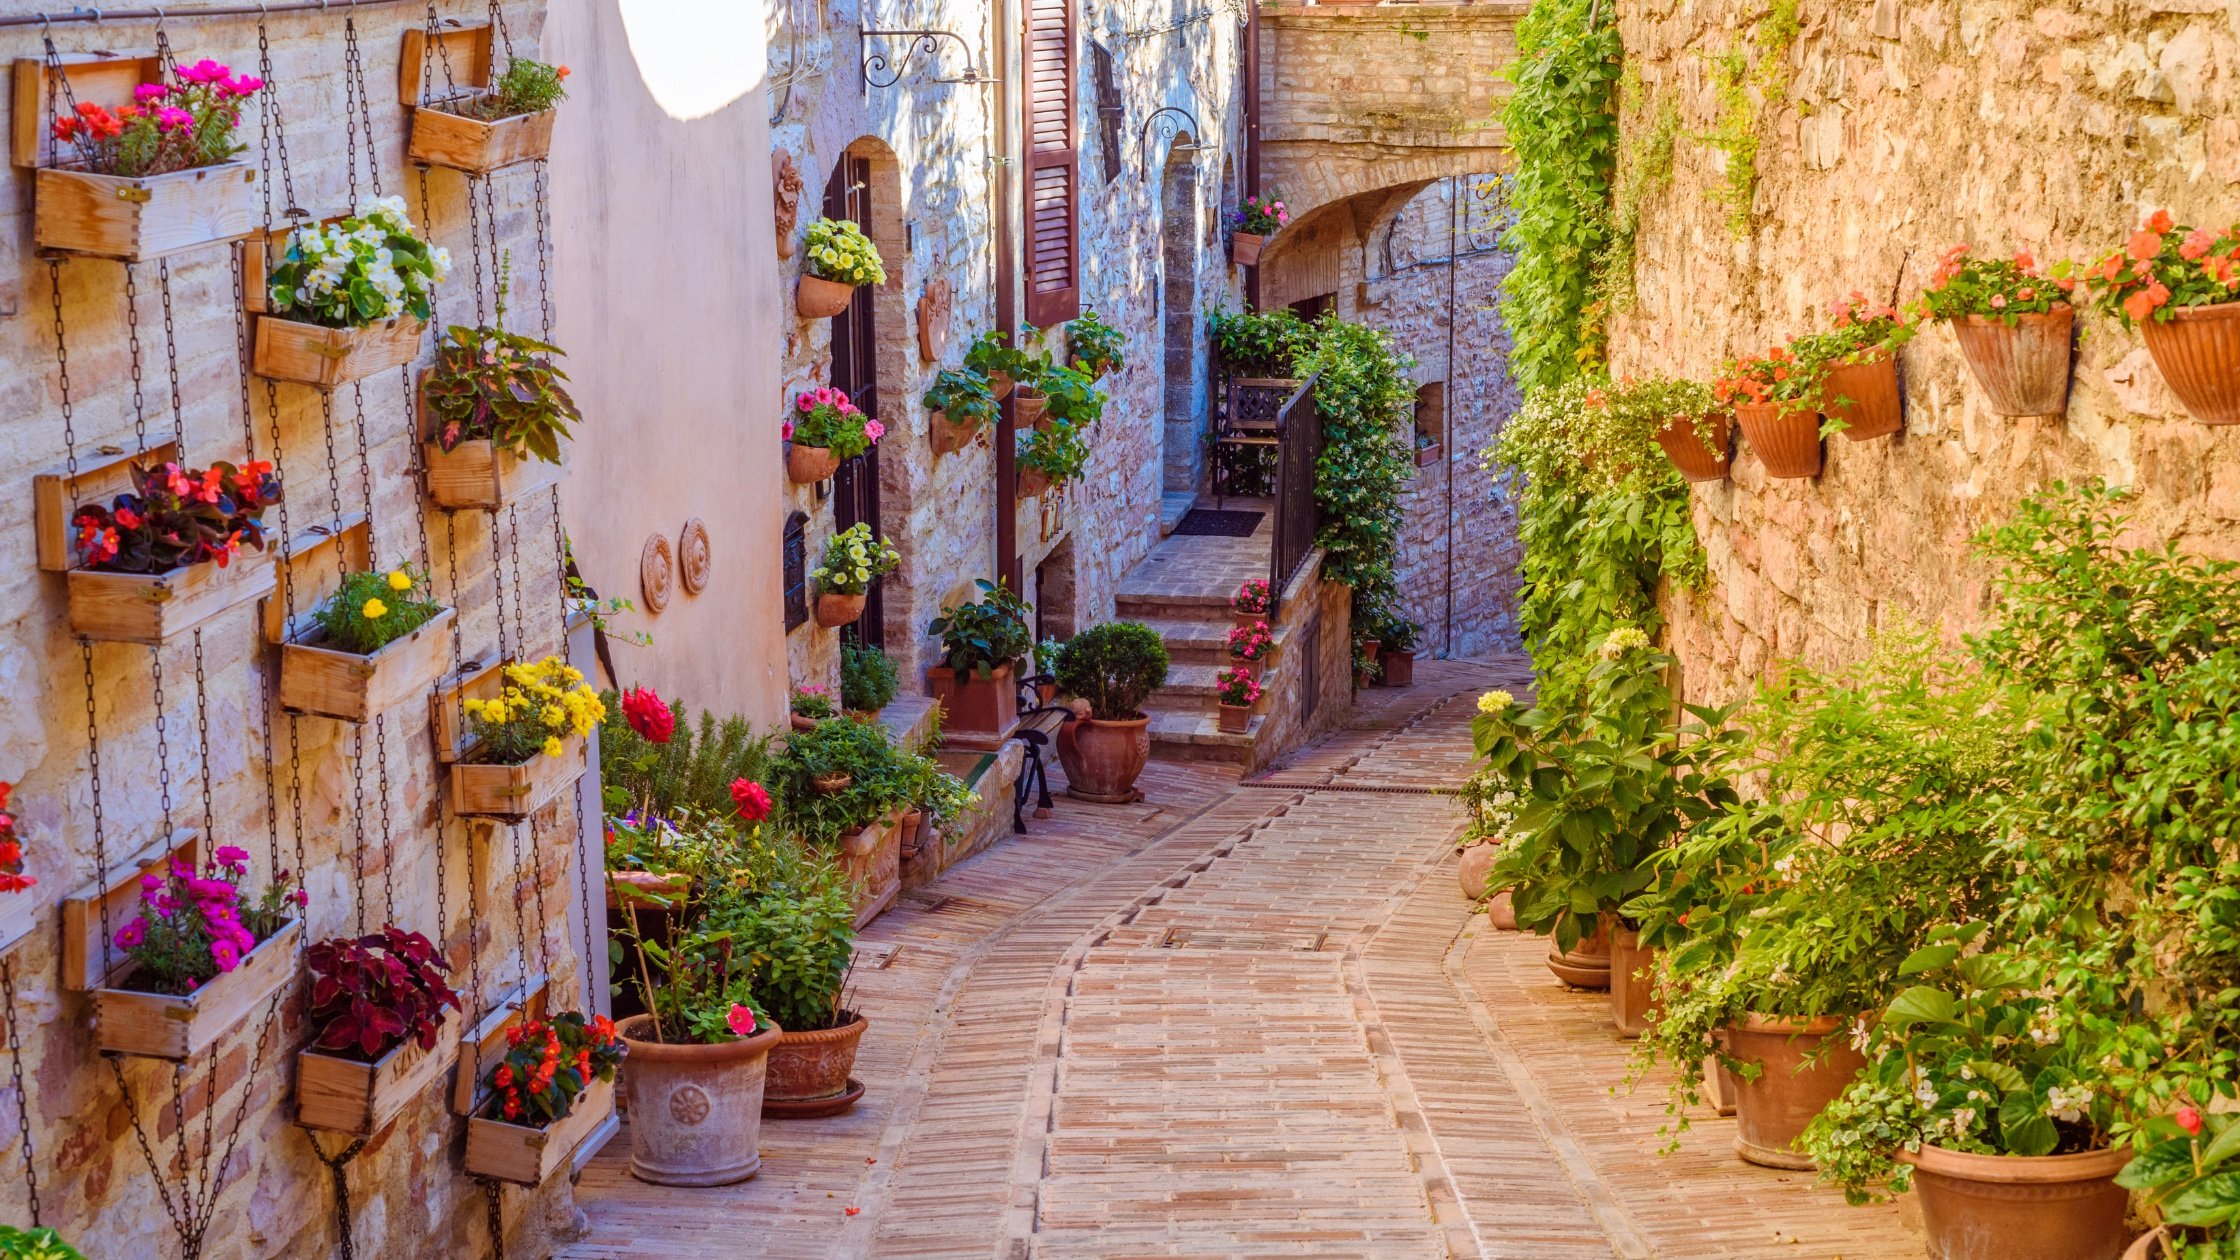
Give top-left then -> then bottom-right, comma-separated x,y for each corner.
34,161 -> 258,261
450,734 -> 587,821
279,607 -> 457,723
92,918 -> 302,1061
254,313 -> 425,389
296,1014 -> 462,1135
422,440 -> 559,511
407,104 -> 555,175
464,1075 -> 614,1186
68,554 -> 277,645
839,816 -> 901,929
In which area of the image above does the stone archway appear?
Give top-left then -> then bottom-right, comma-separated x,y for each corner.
1159,138 -> 1205,498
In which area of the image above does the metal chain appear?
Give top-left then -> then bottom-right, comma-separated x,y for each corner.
342,16 -> 362,205
417,173 -> 443,331
308,1133 -> 368,1260
256,17 -> 299,221
125,263 -> 149,453
504,507 -> 530,661
532,162 -> 552,342
2,958 -> 44,1227
482,1176 -> 506,1259
504,817 -> 537,1000
480,176 -> 505,327
193,631 -> 214,841
49,262 -> 78,482
193,992 -> 286,1255
374,711 -> 396,925
152,647 -> 176,843
233,255 -> 259,462
487,0 -> 515,61
158,261 -> 187,453
104,1058 -> 187,1239
465,174 -> 488,327
79,643 -> 112,983
345,14 -> 384,197
40,29 -> 89,168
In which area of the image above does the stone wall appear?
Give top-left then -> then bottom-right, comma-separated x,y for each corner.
0,6 -> 593,1256
1609,0 -> 2240,705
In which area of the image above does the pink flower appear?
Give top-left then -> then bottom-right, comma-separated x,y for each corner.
113,919 -> 147,949
782,420 -> 795,441
727,1004 -> 758,1036
2177,1105 -> 2204,1136
730,778 -> 772,822
210,939 -> 241,972
863,419 -> 886,442
156,107 -> 194,132
2181,228 -> 2216,262
142,872 -> 165,894
133,82 -> 169,101
212,845 -> 251,872
797,392 -> 816,413
1989,294 -> 2007,309
223,74 -> 264,97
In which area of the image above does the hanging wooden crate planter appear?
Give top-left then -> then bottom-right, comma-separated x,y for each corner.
34,162 -> 259,262
296,1014 -> 463,1135
253,314 -> 425,389
464,1075 -> 614,1186
67,553 -> 278,645
449,975 -> 549,1116
279,607 -> 458,724
433,661 -> 589,822
423,440 -> 560,510
407,104 -> 555,176
32,438 -> 177,573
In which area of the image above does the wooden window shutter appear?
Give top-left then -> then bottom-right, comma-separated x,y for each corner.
1023,0 -> 1080,328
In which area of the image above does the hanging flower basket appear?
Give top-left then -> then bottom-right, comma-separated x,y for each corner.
988,370 -> 1016,402
296,1015 -> 462,1135
787,443 -> 841,484
68,553 -> 277,646
814,592 -> 866,629
2140,302 -> 2240,425
797,275 -> 856,319
1014,390 -> 1050,432
422,439 -> 559,511
254,314 -> 426,390
1017,463 -> 1053,497
465,1075 -> 615,1186
407,104 -> 556,176
279,606 -> 457,724
929,410 -> 981,456
449,733 -> 587,822
1652,413 -> 1733,482
1950,307 -> 2075,417
35,161 -> 260,262
1821,353 -> 1904,441
1230,231 -> 1265,267
1732,401 -> 1823,479
92,918 -> 303,1060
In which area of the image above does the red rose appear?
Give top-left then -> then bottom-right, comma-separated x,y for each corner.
730,778 -> 772,822
621,686 -> 675,744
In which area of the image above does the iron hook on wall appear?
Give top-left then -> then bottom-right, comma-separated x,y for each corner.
859,28 -> 989,92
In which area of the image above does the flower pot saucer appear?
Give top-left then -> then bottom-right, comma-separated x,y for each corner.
762,1077 -> 865,1119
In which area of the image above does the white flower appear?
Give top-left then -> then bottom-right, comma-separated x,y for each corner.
1598,625 -> 1651,658
2046,1084 -> 2093,1123
1915,1080 -> 1939,1108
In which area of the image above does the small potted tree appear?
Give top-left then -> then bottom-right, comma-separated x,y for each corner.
1372,609 -> 1421,688
34,59 -> 260,261
1065,309 -> 1126,380
1803,291 -> 1915,441
422,300 -> 580,510
295,926 -> 462,1135
786,387 -> 883,484
65,459 -> 282,644
1917,244 -> 2074,417
464,1011 -> 627,1185
449,656 -> 606,820
281,565 -> 453,723
963,329 -> 1034,401
810,523 -> 900,628
841,642 -> 899,720
1714,345 -> 1829,479
797,217 -> 886,318
1053,622 -> 1170,803
923,367 -> 998,456
2086,210 -> 2240,425
1229,193 -> 1289,267
926,580 -> 1035,741
408,57 -> 567,175
1214,665 -> 1261,734
257,196 -> 446,388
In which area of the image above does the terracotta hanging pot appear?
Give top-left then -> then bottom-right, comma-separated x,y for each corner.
930,409 -> 981,455
1726,1013 -> 1866,1169
1017,464 -> 1053,497
814,591 -> 866,629
616,1014 -> 784,1186
1014,391 -> 1050,432
1653,413 -> 1733,482
763,1013 -> 870,1117
812,772 -> 853,796
796,275 -> 855,319
1950,305 -> 2075,417
1732,401 -> 1823,478
1231,231 -> 1266,267
1608,926 -> 1658,1038
1546,912 -> 1613,989
1821,352 -> 1904,441
1900,1144 -> 2132,1260
787,443 -> 840,484
1456,843 -> 1498,902
1056,714 -> 1151,803
989,370 -> 1016,402
2140,301 -> 2240,425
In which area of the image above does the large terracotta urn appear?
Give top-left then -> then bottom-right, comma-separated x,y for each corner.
1456,843 -> 1498,902
1057,714 -> 1151,803
617,1014 -> 784,1186
1903,1144 -> 2132,1260
1726,1013 -> 1866,1169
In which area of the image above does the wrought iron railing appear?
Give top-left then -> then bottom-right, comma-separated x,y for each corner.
1269,372 -> 1322,615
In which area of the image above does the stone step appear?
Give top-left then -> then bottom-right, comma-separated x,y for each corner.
1146,703 -> 1261,764
1115,588 -> 1236,621
1137,616 -> 1283,668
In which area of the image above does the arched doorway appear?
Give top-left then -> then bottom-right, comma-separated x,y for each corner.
1159,141 -> 1203,498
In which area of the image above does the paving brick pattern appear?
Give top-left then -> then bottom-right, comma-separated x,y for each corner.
564,659 -> 1921,1259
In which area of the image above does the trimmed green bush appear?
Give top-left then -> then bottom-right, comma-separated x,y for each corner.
1055,623 -> 1170,720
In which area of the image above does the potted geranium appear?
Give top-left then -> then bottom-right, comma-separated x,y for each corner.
1053,622 -> 1169,803
2118,1107 -> 2240,1258
798,217 -> 887,318
66,459 -> 281,644
1225,619 -> 1274,666
963,329 -> 1035,401
421,303 -> 580,509
927,580 -> 1034,741
295,926 -> 462,1135
1231,578 -> 1271,630
450,656 -> 606,820
713,836 -> 866,1117
1802,291 -> 1915,441
0,782 -> 31,899
923,366 -> 998,455
1214,665 -> 1260,733
258,196 -> 446,388
811,523 -> 899,628
464,1010 -> 627,1185
1065,308 -> 1126,380
1713,345 -> 1829,479
2085,210 -> 2240,425
1917,244 -> 2075,417
789,684 -> 837,732
96,846 -> 304,1058
841,642 -> 898,719
280,565 -> 453,723
408,57 -> 567,175
34,58 -> 260,260
1230,192 -> 1289,266
786,386 -> 883,483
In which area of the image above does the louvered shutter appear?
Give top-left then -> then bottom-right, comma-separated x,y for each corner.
1023,0 -> 1080,328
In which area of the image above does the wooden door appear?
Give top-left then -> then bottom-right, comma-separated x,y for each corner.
823,155 -> 885,650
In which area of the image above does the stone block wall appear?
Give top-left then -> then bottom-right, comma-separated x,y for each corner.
1609,0 -> 2240,704
0,8 -> 593,1256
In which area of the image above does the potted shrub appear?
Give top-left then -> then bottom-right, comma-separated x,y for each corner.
409,56 -> 566,174
1917,244 -> 2075,417
1454,762 -> 1520,908
923,366 -> 998,455
1373,610 -> 1421,688
710,837 -> 866,1118
95,847 -> 304,1059
2118,1108 -> 2240,1258
2086,210 -> 2240,425
0,1228 -> 87,1258
34,59 -> 260,261
464,1011 -> 627,1185
841,642 -> 899,719
963,329 -> 1035,401
789,684 -> 837,732
1225,618 -> 1274,667
785,386 -> 883,484
295,926 -> 462,1134
926,580 -> 1034,741
421,312 -> 580,510
1053,622 -> 1169,803
66,459 -> 281,644
797,217 -> 886,318
1065,308 -> 1126,380
1714,345 -> 1829,479
769,719 -> 915,923
1230,578 -> 1271,630
449,656 -> 606,820
1804,291 -> 1915,441
280,565 -> 453,723
1214,665 -> 1260,734
1229,192 -> 1289,267
257,196 -> 446,388
811,523 -> 900,628
1017,420 -> 1089,496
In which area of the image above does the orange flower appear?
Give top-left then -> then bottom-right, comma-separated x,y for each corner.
2147,208 -> 2175,234
2127,230 -> 2163,261
2013,250 -> 2036,272
2180,228 -> 2216,261
2123,289 -> 2159,322
556,65 -> 572,79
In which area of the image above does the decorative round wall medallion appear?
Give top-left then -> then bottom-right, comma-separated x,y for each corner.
678,517 -> 712,595
640,533 -> 675,612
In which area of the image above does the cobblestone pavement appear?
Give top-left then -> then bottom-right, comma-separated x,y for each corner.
563,659 -> 1922,1259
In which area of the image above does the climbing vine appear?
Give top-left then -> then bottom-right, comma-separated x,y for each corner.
1300,318 -> 1416,610
1597,67 -> 1680,312
1700,0 -> 1800,237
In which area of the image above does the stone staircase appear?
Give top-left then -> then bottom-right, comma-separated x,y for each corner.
1118,587 -> 1271,764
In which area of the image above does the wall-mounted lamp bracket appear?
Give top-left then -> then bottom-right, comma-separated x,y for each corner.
1138,105 -> 1205,177
860,29 -> 991,91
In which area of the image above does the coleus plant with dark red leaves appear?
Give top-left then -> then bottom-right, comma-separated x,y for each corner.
305,926 -> 461,1061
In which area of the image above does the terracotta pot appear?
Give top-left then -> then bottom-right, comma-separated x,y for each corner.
1232,609 -> 1269,631
989,370 -> 1016,402
1360,638 -> 1382,660
896,809 -> 926,859
1014,391 -> 1049,431
796,274 -> 855,319
764,1013 -> 869,1111
1217,702 -> 1251,733
2123,1229 -> 2172,1260
1546,913 -> 1613,989
1653,412 -> 1733,482
1609,926 -> 1658,1038
616,1014 -> 783,1186
1903,1143 -> 2132,1260
1017,463 -> 1053,497
814,591 -> 866,629
1726,1013 -> 1866,1169
1231,231 -> 1266,267
1951,306 -> 2075,417
1057,714 -> 1151,803
1732,400 -> 1823,478
1703,1054 -> 1740,1117
1822,352 -> 1904,441
930,409 -> 980,455
1456,843 -> 1498,902
608,870 -> 690,911
789,713 -> 818,733
2141,301 -> 2240,425
926,663 -> 1018,740
1379,649 -> 1416,688
812,772 -> 852,796
787,443 -> 840,484
1487,889 -> 1518,930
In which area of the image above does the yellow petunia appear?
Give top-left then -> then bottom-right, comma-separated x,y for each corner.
362,598 -> 388,620
386,570 -> 413,591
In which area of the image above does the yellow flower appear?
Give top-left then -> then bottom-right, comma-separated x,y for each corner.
542,736 -> 565,759
1476,690 -> 1514,715
542,704 -> 565,728
386,569 -> 413,591
362,598 -> 389,620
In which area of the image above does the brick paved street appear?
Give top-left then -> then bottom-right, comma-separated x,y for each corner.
564,660 -> 1923,1259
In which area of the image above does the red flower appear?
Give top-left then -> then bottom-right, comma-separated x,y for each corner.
621,687 -> 674,744
494,1064 -> 514,1087
2147,208 -> 2176,235
2013,249 -> 2036,273
2128,230 -> 2163,262
2181,228 -> 2217,261
2176,1105 -> 2204,1136
730,778 -> 772,822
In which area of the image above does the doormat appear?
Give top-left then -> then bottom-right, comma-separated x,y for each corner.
1172,509 -> 1264,538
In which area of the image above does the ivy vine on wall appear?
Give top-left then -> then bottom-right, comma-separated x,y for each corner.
1700,0 -> 1800,237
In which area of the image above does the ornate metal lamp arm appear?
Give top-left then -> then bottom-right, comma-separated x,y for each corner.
1138,105 -> 1204,177
860,28 -> 989,91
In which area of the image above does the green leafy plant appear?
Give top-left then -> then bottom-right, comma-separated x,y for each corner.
1206,306 -> 1313,376
599,695 -> 771,820
803,217 -> 887,287
0,1227 -> 88,1260
770,717 -> 918,845
2120,1107 -> 2240,1252
311,565 -> 443,655
267,195 -> 447,329
1053,622 -> 1169,720
790,685 -> 837,720
1034,362 -> 1108,428
813,522 -> 900,597
426,319 -> 581,464
2084,208 -> 2240,326
1598,75 -> 1677,311
1032,636 -> 1065,677
841,642 -> 898,713
1299,318 -> 1417,621
444,57 -> 568,120
712,833 -> 857,1034
924,367 -> 998,430
929,580 -> 1035,676
1917,245 -> 2070,322
1065,309 -> 1126,378
963,329 -> 1038,384
1018,421 -> 1091,485
1699,0 -> 1797,237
